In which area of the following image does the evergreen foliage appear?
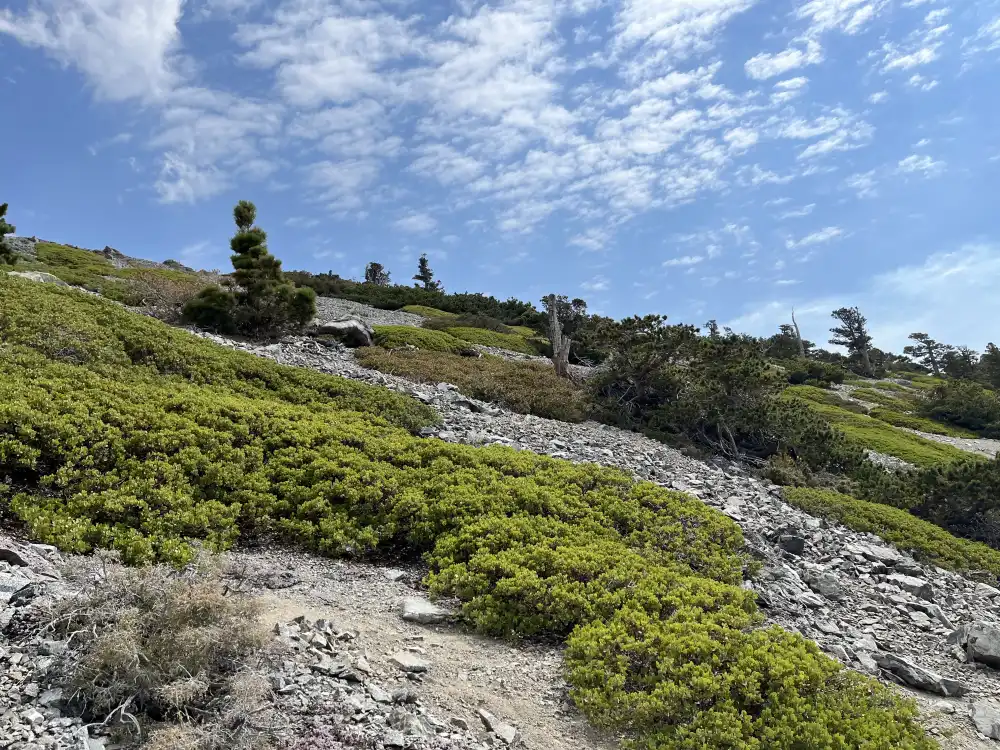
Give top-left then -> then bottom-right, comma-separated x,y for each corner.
183,201 -> 315,338
921,380 -> 1000,436
371,325 -> 469,354
0,203 -> 16,265
829,307 -> 874,377
903,333 -> 950,376
412,253 -> 442,291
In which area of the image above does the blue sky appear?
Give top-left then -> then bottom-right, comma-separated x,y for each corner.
2,0 -> 1000,352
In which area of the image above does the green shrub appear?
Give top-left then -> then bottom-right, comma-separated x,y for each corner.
356,347 -> 591,422
0,277 -> 937,749
784,385 -> 869,414
400,305 -> 458,319
870,408 -> 978,438
786,394 -> 972,467
372,325 -> 468,353
784,487 -> 1000,575
445,326 -> 539,354
851,387 -> 915,411
921,380 -> 1000,436
424,313 -> 515,334
784,358 -> 847,387
182,287 -> 238,333
911,457 -> 1000,548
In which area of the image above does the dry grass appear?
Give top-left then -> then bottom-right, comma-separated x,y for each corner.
122,269 -> 207,321
356,347 -> 591,422
48,552 -> 275,750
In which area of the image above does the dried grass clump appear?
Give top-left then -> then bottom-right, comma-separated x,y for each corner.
49,552 -> 274,750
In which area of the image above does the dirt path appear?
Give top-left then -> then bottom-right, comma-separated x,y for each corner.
231,550 -> 619,750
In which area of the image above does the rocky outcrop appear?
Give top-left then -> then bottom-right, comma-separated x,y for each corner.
950,622 -> 1000,669
5,271 -> 69,286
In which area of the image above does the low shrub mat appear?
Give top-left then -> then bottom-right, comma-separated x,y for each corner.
356,347 -> 591,422
783,487 -> 1000,576
0,277 -> 936,748
400,304 -> 458,319
870,408 -> 978,438
445,326 -> 539,354
372,325 -> 468,354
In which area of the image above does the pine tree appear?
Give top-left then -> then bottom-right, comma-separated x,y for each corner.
903,333 -> 951,376
364,262 -> 391,286
979,344 -> 1000,389
829,307 -> 874,376
0,203 -> 16,265
412,253 -> 442,291
184,200 -> 315,337
941,346 -> 979,380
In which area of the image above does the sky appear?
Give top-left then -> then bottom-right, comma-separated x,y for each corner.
2,0 -> 1000,353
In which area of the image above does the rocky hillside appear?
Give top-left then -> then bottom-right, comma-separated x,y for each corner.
3,268 -> 1000,748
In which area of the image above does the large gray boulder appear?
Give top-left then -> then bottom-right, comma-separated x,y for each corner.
971,702 -> 1000,740
873,653 -> 968,696
309,316 -> 374,348
6,271 -> 69,286
949,622 -> 1000,669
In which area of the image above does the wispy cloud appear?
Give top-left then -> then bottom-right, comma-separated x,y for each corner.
786,226 -> 843,248
663,255 -> 705,267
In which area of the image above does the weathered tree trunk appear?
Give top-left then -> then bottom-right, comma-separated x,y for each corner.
791,309 -> 805,358
547,295 -> 573,378
860,347 -> 873,377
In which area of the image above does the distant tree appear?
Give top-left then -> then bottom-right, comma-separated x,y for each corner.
183,200 -> 316,337
941,346 -> 979,380
412,253 -> 442,291
364,262 -> 391,286
903,333 -> 951,376
767,323 -> 815,360
981,344 -> 1000,390
829,307 -> 874,377
791,309 -> 806,357
704,320 -> 721,338
0,203 -> 16,265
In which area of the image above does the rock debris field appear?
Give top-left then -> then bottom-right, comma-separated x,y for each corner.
3,296 -> 1000,748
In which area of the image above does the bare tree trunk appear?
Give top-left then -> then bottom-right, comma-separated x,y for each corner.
860,347 -> 873,377
546,294 -> 573,378
791,309 -> 805,358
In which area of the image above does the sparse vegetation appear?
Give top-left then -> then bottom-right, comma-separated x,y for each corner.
869,408 -> 978,438
356,347 -> 591,422
401,304 -> 458,319
422,312 -> 516,334
49,553 -> 273,750
445,326 -> 542,354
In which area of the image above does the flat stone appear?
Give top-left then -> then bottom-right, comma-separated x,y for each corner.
971,702 -> 1000,740
367,683 -> 393,704
7,271 -> 69,286
873,653 -> 968,697
949,622 -> 1000,669
401,597 -> 449,625
778,534 -> 806,555
802,570 -> 844,601
478,709 -> 520,745
389,651 -> 430,673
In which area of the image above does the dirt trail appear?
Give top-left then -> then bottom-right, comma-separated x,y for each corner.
232,550 -> 619,750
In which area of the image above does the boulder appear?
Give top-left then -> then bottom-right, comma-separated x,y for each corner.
389,651 -> 429,673
309,316 -> 373,347
949,622 -> 1000,669
6,271 -> 69,286
971,702 -> 1000,740
802,570 -> 845,600
873,653 -> 968,697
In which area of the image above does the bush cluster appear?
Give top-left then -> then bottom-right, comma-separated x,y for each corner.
0,277 -> 937,748
784,487 -> 1000,576
372,325 -> 470,354
356,347 -> 591,422
423,312 -> 516,335
921,380 -> 1000,437
783,357 -> 847,387
400,304 -> 458,319
869,407 -> 977,438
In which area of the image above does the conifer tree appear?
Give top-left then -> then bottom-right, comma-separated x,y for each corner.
903,333 -> 951,376
0,203 -> 17,265
829,307 -> 874,376
364,262 -> 391,286
412,253 -> 442,291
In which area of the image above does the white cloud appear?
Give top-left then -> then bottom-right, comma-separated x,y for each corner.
897,153 -> 945,176
786,226 -> 842,248
0,0 -> 185,102
778,203 -> 816,219
570,227 -> 611,251
744,41 -> 822,80
394,212 -> 438,233
964,17 -> 1000,58
581,274 -> 610,292
796,0 -> 887,36
663,254 -> 704,267
844,170 -> 878,198
723,126 -> 759,151
285,216 -> 319,229
869,90 -> 888,104
727,244 -> 1000,351
883,44 -> 940,71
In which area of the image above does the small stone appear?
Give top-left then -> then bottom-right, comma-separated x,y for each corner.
478,709 -> 520,746
815,620 -> 842,636
21,683 -> 39,700
392,688 -> 420,704
21,708 -> 44,725
778,534 -> 806,555
450,716 -> 470,730
367,684 -> 393,704
389,651 -> 430,673
383,729 -> 406,747
886,574 -> 934,601
38,641 -> 67,657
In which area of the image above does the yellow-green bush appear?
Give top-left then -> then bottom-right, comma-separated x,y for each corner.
400,304 -> 458,319
784,487 -> 1000,575
870,408 -> 978,438
851,387 -> 915,411
356,347 -> 590,422
0,277 -> 936,749
372,325 -> 468,353
445,326 -> 538,354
